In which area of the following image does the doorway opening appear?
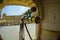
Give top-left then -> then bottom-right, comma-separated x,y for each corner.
0,5 -> 36,40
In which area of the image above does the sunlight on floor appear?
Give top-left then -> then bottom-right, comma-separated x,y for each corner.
0,23 -> 36,40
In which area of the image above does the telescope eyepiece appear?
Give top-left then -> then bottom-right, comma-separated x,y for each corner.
31,7 -> 37,12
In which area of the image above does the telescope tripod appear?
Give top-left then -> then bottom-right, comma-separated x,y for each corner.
19,19 -> 33,40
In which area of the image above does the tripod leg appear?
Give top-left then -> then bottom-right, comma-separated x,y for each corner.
19,23 -> 25,40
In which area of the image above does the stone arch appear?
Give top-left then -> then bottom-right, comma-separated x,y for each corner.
0,0 -> 36,9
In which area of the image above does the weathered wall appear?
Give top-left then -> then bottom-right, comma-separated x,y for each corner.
33,0 -> 60,40
42,0 -> 60,31
41,0 -> 60,40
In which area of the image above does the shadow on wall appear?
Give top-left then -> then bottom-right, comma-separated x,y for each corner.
0,34 -> 3,40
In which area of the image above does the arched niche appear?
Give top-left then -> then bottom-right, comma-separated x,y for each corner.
0,0 -> 36,9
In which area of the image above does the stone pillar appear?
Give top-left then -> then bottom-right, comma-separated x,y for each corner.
33,0 -> 44,40
41,0 -> 60,40
33,0 -> 60,40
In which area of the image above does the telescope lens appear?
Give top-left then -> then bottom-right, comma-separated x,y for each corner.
31,7 -> 36,12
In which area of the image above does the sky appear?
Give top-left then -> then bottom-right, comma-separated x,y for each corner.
2,5 -> 30,16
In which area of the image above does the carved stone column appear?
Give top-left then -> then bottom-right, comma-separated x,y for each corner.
33,0 -> 44,40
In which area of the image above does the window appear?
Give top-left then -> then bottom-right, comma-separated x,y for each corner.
0,5 -> 36,40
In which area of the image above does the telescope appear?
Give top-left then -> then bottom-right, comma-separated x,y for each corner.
21,7 -> 40,24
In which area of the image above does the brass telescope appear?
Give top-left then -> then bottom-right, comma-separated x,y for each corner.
21,7 -> 40,24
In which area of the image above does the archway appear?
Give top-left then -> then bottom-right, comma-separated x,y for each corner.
0,0 -> 38,40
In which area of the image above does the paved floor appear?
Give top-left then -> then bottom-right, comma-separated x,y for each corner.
0,23 -> 36,40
